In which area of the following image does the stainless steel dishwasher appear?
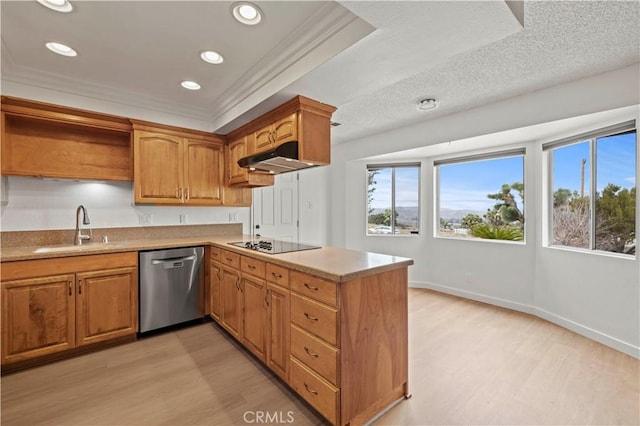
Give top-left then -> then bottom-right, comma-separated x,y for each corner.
139,246 -> 204,333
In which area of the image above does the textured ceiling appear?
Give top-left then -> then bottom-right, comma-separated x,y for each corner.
290,0 -> 640,144
1,1 -> 639,146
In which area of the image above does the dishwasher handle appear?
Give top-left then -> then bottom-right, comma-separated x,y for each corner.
151,255 -> 197,269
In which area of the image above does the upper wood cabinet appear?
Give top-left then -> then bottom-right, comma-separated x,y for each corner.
132,121 -> 224,205
226,135 -> 274,188
225,96 -> 336,170
0,96 -> 132,181
251,112 -> 298,154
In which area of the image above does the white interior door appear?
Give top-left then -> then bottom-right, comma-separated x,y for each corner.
252,172 -> 299,242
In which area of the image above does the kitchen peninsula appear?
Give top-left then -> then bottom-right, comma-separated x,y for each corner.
0,225 -> 413,426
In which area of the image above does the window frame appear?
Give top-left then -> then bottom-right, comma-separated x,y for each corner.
544,120 -> 636,257
366,162 -> 421,236
434,148 -> 526,243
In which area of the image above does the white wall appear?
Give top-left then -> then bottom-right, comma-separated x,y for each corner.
0,176 -> 250,233
328,64 -> 640,357
0,81 -> 252,233
298,166 -> 330,246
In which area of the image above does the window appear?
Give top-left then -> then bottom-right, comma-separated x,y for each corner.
436,149 -> 525,242
367,164 -> 420,235
546,122 -> 636,255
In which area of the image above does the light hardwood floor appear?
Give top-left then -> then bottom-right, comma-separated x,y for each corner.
2,288 -> 638,425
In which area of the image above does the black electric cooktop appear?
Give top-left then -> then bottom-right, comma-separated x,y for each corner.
228,239 -> 320,255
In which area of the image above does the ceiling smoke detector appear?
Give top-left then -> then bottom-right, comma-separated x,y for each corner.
417,98 -> 438,111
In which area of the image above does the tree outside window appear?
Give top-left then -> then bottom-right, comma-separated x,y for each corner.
367,164 -> 420,235
436,152 -> 525,242
550,126 -> 636,255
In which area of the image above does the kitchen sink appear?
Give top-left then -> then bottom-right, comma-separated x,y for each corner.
33,243 -> 120,253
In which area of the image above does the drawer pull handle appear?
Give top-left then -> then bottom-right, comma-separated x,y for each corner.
226,257 -> 233,262
303,382 -> 318,395
248,265 -> 256,270
78,280 -> 82,294
68,281 -> 73,296
304,283 -> 318,291
304,346 -> 319,358
271,272 -> 283,278
304,313 -> 318,321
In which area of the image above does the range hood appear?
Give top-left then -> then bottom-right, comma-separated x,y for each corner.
237,141 -> 318,174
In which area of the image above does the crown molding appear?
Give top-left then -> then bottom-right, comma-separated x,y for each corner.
1,5 -> 372,132
206,2 -> 372,131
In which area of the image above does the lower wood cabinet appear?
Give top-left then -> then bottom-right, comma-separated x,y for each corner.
1,252 -> 138,370
208,246 -> 409,426
220,265 -> 242,340
242,273 -> 267,361
266,280 -> 290,380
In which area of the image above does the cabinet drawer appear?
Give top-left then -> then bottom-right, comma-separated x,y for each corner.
241,256 -> 265,278
291,324 -> 339,386
291,293 -> 338,346
210,247 -> 221,263
220,250 -> 240,269
289,357 -> 338,425
290,271 -> 337,307
266,264 -> 289,287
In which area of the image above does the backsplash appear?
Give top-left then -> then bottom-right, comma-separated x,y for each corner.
0,176 -> 250,232
1,224 -> 243,248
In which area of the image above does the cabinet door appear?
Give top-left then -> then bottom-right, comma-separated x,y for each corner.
228,136 -> 249,185
220,267 -> 242,339
75,267 -> 138,346
253,124 -> 274,154
267,282 -> 290,380
210,262 -> 222,322
1,274 -> 75,364
272,112 -> 297,145
243,274 -> 267,361
134,130 -> 184,204
184,139 -> 223,205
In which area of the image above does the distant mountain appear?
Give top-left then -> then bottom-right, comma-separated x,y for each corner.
369,206 -> 419,225
369,206 -> 484,224
439,208 -> 484,222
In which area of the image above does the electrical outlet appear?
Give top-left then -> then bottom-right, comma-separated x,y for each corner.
229,213 -> 239,222
138,214 -> 152,225
179,213 -> 188,224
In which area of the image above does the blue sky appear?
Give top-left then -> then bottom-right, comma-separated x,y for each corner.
368,167 -> 419,209
439,156 -> 524,212
553,132 -> 636,193
369,131 -> 636,213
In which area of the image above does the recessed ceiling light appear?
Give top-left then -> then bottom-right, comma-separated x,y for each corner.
417,98 -> 438,111
36,0 -> 73,13
181,80 -> 201,91
45,42 -> 77,57
200,50 -> 224,64
232,2 -> 263,25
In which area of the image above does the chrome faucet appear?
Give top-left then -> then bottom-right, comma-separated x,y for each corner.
74,205 -> 92,245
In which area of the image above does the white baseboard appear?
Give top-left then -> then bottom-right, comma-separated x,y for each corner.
409,281 -> 640,359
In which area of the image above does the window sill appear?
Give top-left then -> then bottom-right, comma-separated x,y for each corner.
544,244 -> 636,260
434,235 -> 526,245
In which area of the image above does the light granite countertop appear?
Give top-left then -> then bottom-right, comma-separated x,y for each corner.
0,234 -> 413,283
